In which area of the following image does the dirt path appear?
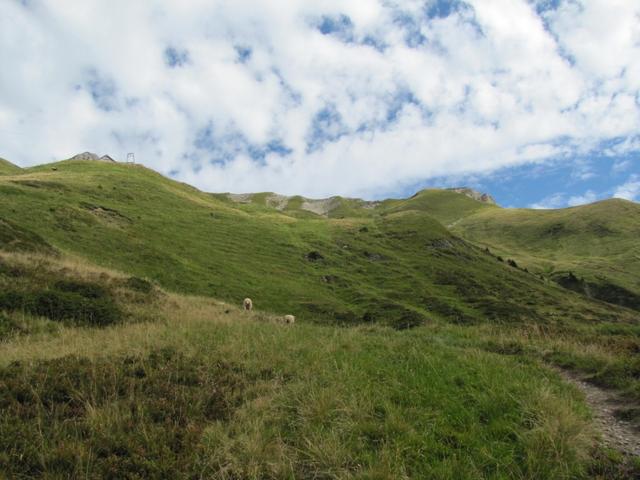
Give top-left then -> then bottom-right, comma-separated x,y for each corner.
555,368 -> 640,457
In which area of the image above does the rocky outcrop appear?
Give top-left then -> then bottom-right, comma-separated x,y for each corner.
70,152 -> 117,162
448,187 -> 496,205
301,197 -> 342,216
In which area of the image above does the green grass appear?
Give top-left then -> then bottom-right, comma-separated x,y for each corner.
0,158 -> 22,176
380,188 -> 498,226
451,200 -> 640,301
0,295 -> 598,479
0,157 -> 639,477
0,160 -> 633,328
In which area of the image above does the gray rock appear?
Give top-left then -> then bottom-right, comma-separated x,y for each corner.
70,152 -> 117,162
448,187 -> 497,205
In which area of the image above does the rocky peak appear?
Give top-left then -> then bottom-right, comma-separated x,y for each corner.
70,152 -> 116,162
448,187 -> 496,205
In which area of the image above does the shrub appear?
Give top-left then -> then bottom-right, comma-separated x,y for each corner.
362,302 -> 427,330
305,251 -> 324,262
55,280 -> 109,299
0,288 -> 121,327
124,276 -> 153,294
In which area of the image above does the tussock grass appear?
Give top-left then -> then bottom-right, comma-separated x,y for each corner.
0,250 -> 601,477
0,310 -> 597,479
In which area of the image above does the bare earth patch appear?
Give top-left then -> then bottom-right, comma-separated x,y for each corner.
555,367 -> 640,458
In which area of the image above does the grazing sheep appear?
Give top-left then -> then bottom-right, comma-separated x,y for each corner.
283,314 -> 295,324
243,298 -> 253,311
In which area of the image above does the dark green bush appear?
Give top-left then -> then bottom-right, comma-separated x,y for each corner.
55,280 -> 109,299
0,288 -> 120,327
362,302 -> 427,330
124,276 -> 153,294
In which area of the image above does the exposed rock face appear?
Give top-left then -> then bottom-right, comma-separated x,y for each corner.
448,187 -> 497,205
70,152 -> 117,162
265,194 -> 289,211
301,197 -> 342,216
227,193 -> 252,204
71,152 -> 100,161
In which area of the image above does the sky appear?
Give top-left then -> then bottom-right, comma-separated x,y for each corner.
0,0 -> 639,208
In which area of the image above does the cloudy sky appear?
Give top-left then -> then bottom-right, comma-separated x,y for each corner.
1,0 -> 639,207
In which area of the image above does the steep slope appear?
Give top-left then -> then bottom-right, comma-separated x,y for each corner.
0,158 -> 21,175
1,157 -> 639,477
452,200 -> 640,308
0,158 -> 633,329
0,250 -> 609,478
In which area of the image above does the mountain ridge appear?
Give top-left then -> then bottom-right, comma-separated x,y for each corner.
0,156 -> 637,317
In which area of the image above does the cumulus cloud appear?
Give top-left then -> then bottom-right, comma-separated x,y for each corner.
0,0 -> 639,198
530,193 -> 567,210
614,175 -> 640,201
567,190 -> 598,207
530,189 -> 599,209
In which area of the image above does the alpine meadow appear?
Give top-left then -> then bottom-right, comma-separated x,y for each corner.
0,157 -> 638,479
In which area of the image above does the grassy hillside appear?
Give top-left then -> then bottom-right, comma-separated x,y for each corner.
1,157 -> 639,477
0,158 -> 21,175
1,159 -> 634,329
451,200 -> 640,308
380,188 -> 498,226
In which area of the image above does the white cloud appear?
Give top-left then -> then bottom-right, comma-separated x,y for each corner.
614,175 -> 640,201
567,190 -> 598,207
530,189 -> 598,210
0,0 -> 639,198
529,193 -> 567,210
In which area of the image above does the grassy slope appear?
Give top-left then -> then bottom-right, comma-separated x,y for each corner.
0,159 -> 632,328
379,188 -> 498,226
0,159 -> 639,476
0,252 -> 605,479
451,200 -> 640,296
0,158 -> 21,175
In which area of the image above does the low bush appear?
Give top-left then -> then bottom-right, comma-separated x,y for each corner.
0,287 -> 121,327
54,279 -> 109,299
362,302 -> 427,330
124,276 -> 153,294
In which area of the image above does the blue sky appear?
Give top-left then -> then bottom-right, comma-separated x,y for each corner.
0,0 -> 638,207
402,153 -> 640,207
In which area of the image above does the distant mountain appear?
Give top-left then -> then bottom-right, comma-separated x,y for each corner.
0,156 -> 637,327
447,187 -> 497,205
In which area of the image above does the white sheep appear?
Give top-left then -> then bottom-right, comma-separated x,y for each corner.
283,314 -> 295,324
243,298 -> 253,311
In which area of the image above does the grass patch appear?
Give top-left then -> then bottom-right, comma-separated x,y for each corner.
0,253 -> 162,329
0,347 -> 246,478
0,316 -> 597,479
